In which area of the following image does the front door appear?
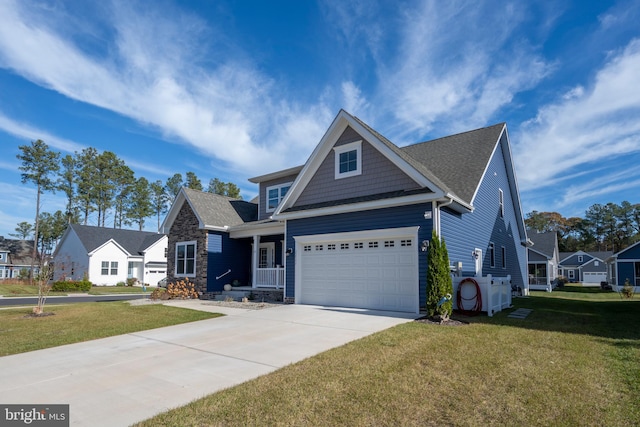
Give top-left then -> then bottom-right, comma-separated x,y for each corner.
259,243 -> 275,268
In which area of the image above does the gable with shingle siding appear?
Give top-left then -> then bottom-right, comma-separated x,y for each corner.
293,126 -> 421,208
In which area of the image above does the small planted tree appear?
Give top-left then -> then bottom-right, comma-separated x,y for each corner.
33,263 -> 54,316
426,230 -> 453,321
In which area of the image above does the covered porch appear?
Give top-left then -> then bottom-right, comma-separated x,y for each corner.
230,220 -> 286,289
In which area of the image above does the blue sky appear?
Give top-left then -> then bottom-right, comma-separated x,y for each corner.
1,0 -> 639,237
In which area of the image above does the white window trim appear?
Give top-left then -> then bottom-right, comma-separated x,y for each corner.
265,182 -> 293,213
577,255 -> 583,263
489,242 -> 495,268
334,140 -> 362,180
499,188 -> 504,218
175,240 -> 197,278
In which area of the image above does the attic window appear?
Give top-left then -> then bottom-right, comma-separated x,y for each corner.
334,140 -> 362,179
266,182 -> 292,213
499,189 -> 504,218
577,255 -> 583,263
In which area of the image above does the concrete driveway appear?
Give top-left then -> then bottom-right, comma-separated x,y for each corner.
0,302 -> 416,426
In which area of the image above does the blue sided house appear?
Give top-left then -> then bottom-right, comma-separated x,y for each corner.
558,250 -> 612,284
607,242 -> 640,291
162,110 -> 528,313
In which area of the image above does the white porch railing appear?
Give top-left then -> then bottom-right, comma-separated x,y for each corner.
453,274 -> 512,317
255,267 -> 285,289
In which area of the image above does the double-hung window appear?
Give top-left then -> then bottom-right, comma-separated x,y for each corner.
102,261 -> 118,275
266,182 -> 292,212
334,140 -> 362,179
175,241 -> 196,277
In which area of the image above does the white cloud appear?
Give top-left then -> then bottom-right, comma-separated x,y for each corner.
323,1 -> 552,139
341,81 -> 368,116
0,113 -> 84,153
515,38 -> 640,194
0,0 -> 332,175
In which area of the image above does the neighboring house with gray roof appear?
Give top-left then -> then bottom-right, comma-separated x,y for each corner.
52,224 -> 167,286
527,231 -> 560,291
162,110 -> 529,313
0,236 -> 39,279
558,250 -> 612,284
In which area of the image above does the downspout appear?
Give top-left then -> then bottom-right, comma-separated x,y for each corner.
434,196 -> 454,238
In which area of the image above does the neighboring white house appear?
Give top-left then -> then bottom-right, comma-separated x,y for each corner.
53,224 -> 167,286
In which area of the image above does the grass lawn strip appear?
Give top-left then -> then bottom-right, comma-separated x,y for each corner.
0,302 -> 221,356
0,283 -> 157,297
137,289 -> 639,426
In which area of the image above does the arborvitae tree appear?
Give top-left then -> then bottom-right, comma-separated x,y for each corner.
16,140 -> 60,281
426,230 -> 453,319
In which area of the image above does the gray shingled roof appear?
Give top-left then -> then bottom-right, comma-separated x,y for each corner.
0,236 -> 36,265
69,224 -> 165,255
400,122 -> 505,204
559,251 -> 614,264
183,188 -> 257,228
527,231 -> 557,259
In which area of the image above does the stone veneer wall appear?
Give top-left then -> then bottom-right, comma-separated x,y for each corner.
167,202 -> 208,294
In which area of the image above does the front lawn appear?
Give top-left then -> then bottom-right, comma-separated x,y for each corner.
137,288 -> 640,426
0,283 -> 67,297
88,286 -> 158,295
0,302 -> 221,356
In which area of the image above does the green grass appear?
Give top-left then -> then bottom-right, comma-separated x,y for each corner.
88,286 -> 158,295
0,283 -> 67,297
0,302 -> 221,356
137,288 -> 640,427
0,283 -> 157,296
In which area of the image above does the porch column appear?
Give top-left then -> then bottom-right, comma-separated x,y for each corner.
252,235 -> 259,288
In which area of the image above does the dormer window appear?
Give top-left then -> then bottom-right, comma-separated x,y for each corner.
266,182 -> 292,212
334,140 -> 362,179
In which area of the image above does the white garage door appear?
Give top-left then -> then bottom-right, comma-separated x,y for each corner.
583,272 -> 607,283
295,227 -> 419,313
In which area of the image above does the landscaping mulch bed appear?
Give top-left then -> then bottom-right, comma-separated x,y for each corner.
414,315 -> 468,326
201,300 -> 282,310
23,312 -> 56,318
